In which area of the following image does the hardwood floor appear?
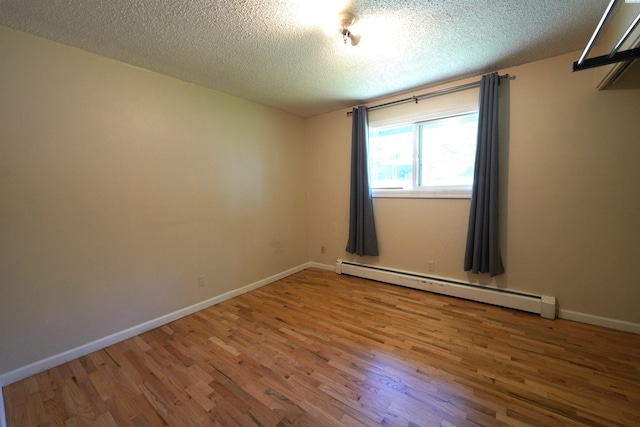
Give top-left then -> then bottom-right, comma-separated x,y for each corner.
3,268 -> 640,426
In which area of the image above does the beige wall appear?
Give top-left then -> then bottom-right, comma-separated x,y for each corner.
0,27 -> 308,374
307,52 -> 640,324
2,23 -> 640,377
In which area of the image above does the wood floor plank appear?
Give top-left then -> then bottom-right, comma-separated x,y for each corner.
4,268 -> 640,426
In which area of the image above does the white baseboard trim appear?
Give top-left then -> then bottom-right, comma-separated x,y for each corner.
0,386 -> 6,427
558,309 -> 640,334
0,261 -> 386,426
306,261 -> 334,271
0,263 -> 311,390
3,264 -> 637,427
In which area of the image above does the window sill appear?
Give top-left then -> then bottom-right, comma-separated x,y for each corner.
372,188 -> 471,199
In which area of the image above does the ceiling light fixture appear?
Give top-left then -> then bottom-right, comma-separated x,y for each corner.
338,12 -> 361,46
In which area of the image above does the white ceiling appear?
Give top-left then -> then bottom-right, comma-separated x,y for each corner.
1,0 -> 610,117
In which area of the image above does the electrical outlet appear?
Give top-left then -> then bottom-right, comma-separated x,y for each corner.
428,261 -> 435,271
321,246 -> 326,254
198,275 -> 205,287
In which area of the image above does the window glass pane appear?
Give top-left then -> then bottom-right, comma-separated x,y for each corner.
369,126 -> 414,189
419,113 -> 478,187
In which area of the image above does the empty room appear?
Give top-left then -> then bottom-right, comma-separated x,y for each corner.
1,0 -> 640,426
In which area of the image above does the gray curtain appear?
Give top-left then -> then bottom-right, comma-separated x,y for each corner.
346,106 -> 379,256
464,72 -> 504,276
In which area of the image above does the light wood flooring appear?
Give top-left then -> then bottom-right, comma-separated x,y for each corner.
3,268 -> 640,426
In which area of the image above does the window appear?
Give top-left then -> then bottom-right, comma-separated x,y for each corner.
369,111 -> 478,198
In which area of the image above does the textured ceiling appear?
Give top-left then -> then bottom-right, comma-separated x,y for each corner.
0,0 -> 610,117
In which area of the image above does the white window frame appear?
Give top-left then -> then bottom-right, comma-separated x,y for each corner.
369,104 -> 479,199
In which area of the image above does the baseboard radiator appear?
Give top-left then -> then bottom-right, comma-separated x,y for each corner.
335,260 -> 556,319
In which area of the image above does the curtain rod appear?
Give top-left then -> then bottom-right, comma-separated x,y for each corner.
346,73 -> 509,116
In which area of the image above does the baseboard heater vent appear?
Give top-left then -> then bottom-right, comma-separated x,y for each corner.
335,259 -> 556,319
